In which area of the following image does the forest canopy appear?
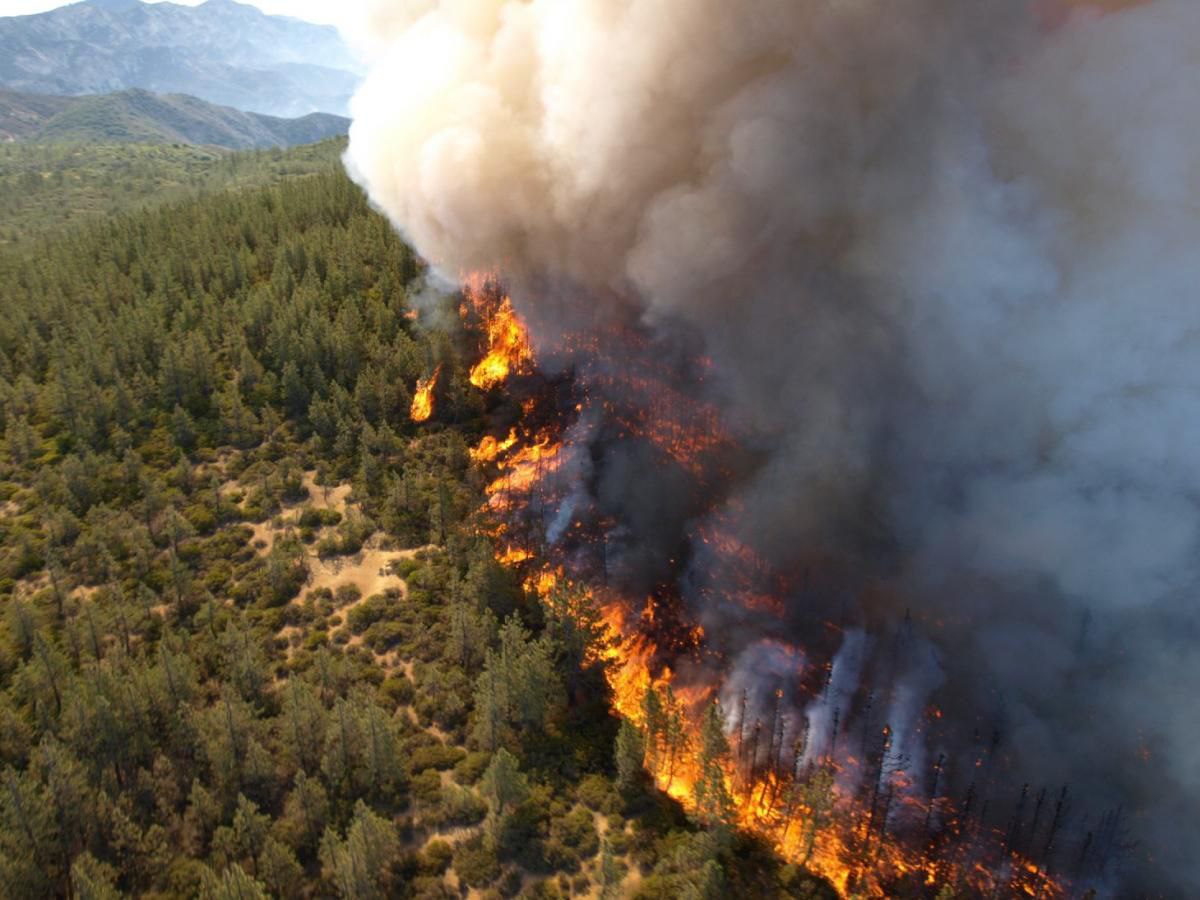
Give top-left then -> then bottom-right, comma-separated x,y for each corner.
0,141 -> 832,899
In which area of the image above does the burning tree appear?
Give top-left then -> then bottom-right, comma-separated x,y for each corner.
409,365 -> 440,423
434,275 -> 1100,898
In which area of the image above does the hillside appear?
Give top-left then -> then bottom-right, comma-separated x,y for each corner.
0,146 -> 833,898
0,138 -> 345,240
0,0 -> 360,117
0,88 -> 349,148
0,88 -> 73,141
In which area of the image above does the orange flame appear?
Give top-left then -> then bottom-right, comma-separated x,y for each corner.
410,365 -> 441,423
496,545 -> 533,566
483,432 -> 564,509
468,294 -> 533,390
470,428 -> 519,463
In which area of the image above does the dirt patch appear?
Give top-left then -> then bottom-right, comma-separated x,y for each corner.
242,473 -> 364,562
245,474 -> 438,668
307,540 -> 413,603
71,585 -> 100,604
302,470 -> 351,515
217,479 -> 244,499
248,518 -> 289,555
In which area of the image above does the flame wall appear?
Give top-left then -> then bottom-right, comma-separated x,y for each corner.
345,1 -> 1200,891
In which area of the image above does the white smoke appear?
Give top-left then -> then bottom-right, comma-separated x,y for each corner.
345,0 -> 1200,889
800,629 -> 870,771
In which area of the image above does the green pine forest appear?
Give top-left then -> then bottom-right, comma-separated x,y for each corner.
0,139 -> 836,899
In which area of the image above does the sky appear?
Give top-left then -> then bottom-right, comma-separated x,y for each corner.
0,0 -> 347,26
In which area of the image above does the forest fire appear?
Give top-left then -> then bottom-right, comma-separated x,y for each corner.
409,364 -> 440,422
469,427 -> 518,463
452,278 -> 1083,899
482,433 -> 565,510
464,283 -> 534,390
343,0 -> 1200,888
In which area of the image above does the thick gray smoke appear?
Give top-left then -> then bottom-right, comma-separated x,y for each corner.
345,0 -> 1200,890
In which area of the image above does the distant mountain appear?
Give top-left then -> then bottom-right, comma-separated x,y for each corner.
0,87 -> 349,148
0,0 -> 361,118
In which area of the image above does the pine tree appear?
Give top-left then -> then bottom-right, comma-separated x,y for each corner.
693,702 -> 733,829
473,664 -> 506,752
471,616 -> 563,750
199,862 -> 269,900
642,685 -> 665,776
318,801 -> 400,899
258,836 -> 303,897
480,747 -> 530,827
661,685 -> 688,792
70,852 -> 121,900
695,858 -> 727,899
615,718 -> 646,794
796,766 -> 836,866
599,837 -> 624,899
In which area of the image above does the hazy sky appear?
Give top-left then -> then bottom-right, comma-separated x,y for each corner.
0,0 -> 346,26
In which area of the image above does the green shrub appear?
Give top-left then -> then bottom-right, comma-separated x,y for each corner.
498,867 -> 524,897
446,784 -> 487,826
554,807 -> 599,858
576,775 -> 619,814
393,557 -> 422,579
419,839 -> 453,876
410,876 -> 457,899
364,619 -> 407,651
304,630 -> 328,650
379,674 -> 415,708
411,769 -> 442,806
606,828 -> 630,856
453,836 -> 500,889
408,743 -> 465,774
298,506 -> 342,528
281,471 -> 308,503
522,880 -> 562,900
185,504 -> 217,534
423,783 -> 487,829
334,583 -> 362,607
346,594 -> 395,634
454,751 -> 492,785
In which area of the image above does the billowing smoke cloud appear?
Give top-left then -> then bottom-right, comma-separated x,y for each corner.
345,0 -> 1200,890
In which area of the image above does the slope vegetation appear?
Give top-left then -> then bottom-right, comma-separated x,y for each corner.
0,88 -> 349,148
0,137 -> 346,240
0,144 -> 834,899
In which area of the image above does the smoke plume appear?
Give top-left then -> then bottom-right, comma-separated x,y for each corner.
345,0 -> 1200,891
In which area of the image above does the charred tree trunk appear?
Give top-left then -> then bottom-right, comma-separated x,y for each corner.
862,724 -> 892,854
1005,783 -> 1030,854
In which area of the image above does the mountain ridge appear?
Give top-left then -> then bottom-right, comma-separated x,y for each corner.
0,0 -> 360,117
0,86 -> 349,148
